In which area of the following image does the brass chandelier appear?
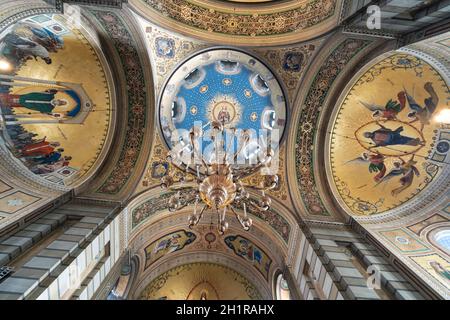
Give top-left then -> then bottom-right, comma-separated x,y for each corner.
160,120 -> 279,234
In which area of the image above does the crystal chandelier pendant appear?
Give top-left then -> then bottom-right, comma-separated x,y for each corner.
161,119 -> 279,235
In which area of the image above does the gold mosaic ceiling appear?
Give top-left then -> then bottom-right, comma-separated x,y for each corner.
328,53 -> 449,217
139,263 -> 262,300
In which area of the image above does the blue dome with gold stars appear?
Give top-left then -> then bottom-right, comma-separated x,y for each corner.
159,49 -> 287,154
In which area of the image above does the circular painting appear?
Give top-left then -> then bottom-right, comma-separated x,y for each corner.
159,49 -> 287,165
0,14 -> 112,186
328,53 -> 449,216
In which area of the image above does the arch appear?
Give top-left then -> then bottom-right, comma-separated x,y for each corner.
0,9 -> 123,232
428,226 -> 450,257
324,48 -> 449,223
136,261 -> 267,300
285,31 -> 388,222
127,0 -> 343,47
273,271 -> 291,300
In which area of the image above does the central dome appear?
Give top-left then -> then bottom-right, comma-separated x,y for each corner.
159,48 -> 287,161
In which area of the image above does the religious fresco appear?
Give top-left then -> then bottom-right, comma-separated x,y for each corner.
411,254 -> 450,290
225,235 -> 272,280
144,230 -> 196,269
0,14 -> 111,186
329,53 -> 449,216
139,262 -> 262,300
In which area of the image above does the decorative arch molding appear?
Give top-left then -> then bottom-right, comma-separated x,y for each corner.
130,251 -> 272,300
286,31 -> 390,222
124,186 -> 297,250
77,6 -> 155,201
127,0 -> 343,47
427,225 -> 450,257
126,208 -> 288,268
123,196 -> 290,299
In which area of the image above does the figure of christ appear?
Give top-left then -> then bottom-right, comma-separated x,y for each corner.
217,106 -> 231,124
364,122 -> 424,149
0,89 -> 67,114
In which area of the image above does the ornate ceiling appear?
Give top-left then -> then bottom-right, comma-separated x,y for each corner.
0,13 -> 113,188
328,53 -> 449,217
0,0 -> 448,300
138,262 -> 263,300
128,0 -> 342,46
159,48 -> 287,162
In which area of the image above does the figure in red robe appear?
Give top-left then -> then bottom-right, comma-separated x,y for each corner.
20,137 -> 62,157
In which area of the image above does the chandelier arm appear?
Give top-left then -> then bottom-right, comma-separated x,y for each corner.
188,204 -> 208,229
232,134 -> 250,164
232,161 -> 268,179
197,204 -> 207,220
229,206 -> 250,231
241,184 -> 272,192
168,159 -> 206,180
163,184 -> 194,192
189,132 -> 209,172
232,169 -> 259,181
246,198 -> 265,212
224,129 -> 236,164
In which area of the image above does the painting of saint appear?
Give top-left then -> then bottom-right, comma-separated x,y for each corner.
411,254 -> 450,289
406,82 -> 439,131
283,52 -> 303,72
0,21 -> 63,68
155,37 -> 175,58
153,233 -> 181,255
429,261 -> 450,282
0,89 -> 67,114
217,106 -> 231,124
345,152 -> 386,182
329,53 -> 447,216
360,92 -> 406,120
225,235 -> 272,279
364,123 -> 424,149
19,137 -> 61,157
0,14 -> 111,187
144,230 -> 196,269
0,89 -> 81,117
376,156 -> 420,196
30,158 -> 71,175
